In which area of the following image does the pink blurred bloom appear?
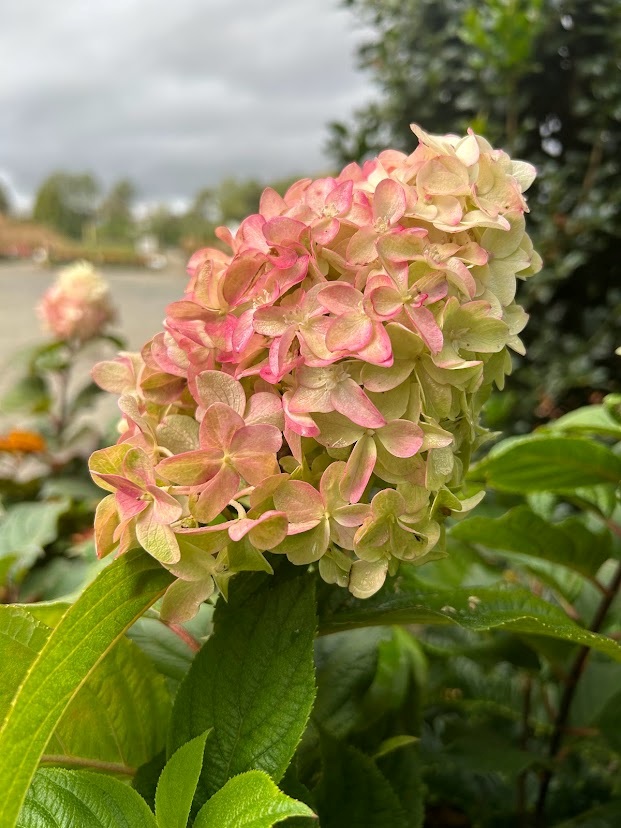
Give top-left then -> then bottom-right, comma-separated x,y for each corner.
38,261 -> 116,342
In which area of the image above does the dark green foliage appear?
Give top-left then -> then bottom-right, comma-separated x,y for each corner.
329,0 -> 621,426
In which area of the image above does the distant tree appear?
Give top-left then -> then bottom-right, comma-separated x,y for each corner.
328,0 -> 621,427
216,177 -> 263,225
147,205 -> 184,248
98,179 -> 136,243
0,180 -> 11,216
32,172 -> 100,240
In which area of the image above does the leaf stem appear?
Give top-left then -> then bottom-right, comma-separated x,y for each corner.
534,558 -> 621,824
164,620 -> 202,652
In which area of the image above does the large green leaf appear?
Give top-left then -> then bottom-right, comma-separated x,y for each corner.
315,741 -> 409,828
194,770 -> 313,828
169,574 -> 316,803
547,404 -> 621,439
318,572 -> 621,662
17,769 -> 157,828
314,627 -> 390,739
0,606 -> 50,723
43,638 -> 171,776
0,500 -> 70,575
474,435 -> 621,492
451,505 -> 614,578
0,549 -> 172,827
155,730 -> 211,828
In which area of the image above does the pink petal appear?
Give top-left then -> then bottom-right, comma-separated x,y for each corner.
244,391 -> 284,428
156,450 -> 222,487
230,424 -> 282,485
368,285 -> 402,320
377,228 -> 428,262
228,510 -> 288,549
231,423 -> 283,456
346,226 -> 379,265
356,323 -> 393,366
263,216 -> 306,246
115,486 -> 148,522
404,305 -> 444,354
273,480 -> 325,524
332,503 -> 371,528
194,371 -> 246,416
305,177 -> 337,212
194,465 -> 241,523
326,313 -> 374,353
147,485 -> 184,525
341,434 -> 377,503
373,178 -> 406,225
376,420 -> 424,458
331,378 -> 386,429
199,402 -> 245,450
318,283 -> 362,315
260,186 -> 287,218
239,214 -> 269,253
282,392 -> 320,438
221,254 -> 262,307
253,306 -> 289,337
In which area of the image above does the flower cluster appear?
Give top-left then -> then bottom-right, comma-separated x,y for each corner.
38,261 -> 116,342
89,124 -> 541,621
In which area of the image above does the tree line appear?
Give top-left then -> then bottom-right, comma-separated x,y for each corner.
0,172 -> 303,251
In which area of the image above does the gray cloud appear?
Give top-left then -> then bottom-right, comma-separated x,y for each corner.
1,0 -> 374,203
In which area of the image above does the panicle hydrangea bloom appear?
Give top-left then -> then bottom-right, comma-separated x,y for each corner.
89,125 -> 541,621
37,261 -> 116,342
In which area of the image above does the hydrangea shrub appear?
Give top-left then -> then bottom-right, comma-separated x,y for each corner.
37,260 -> 116,342
89,124 -> 541,622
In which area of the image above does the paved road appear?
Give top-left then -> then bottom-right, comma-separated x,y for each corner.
0,261 -> 187,361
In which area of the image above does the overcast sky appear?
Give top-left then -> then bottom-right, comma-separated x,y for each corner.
1,0 -> 374,208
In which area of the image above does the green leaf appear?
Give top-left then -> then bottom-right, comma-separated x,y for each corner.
169,574 -> 316,803
553,799 -> 621,827
69,380 -> 104,414
155,730 -> 211,828
593,688 -> 621,755
194,770 -> 313,828
318,571 -> 621,662
0,606 -> 51,724
17,768 -> 157,828
373,735 -> 419,760
451,505 -> 613,578
475,435 -> 621,492
314,627 -> 391,739
315,741 -> 408,828
0,500 -> 70,575
548,404 -> 621,438
1,374 -> 50,414
127,616 -> 198,683
0,548 -> 172,827
44,638 -> 171,776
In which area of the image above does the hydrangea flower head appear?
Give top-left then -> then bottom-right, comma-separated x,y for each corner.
38,260 -> 116,342
89,125 -> 541,621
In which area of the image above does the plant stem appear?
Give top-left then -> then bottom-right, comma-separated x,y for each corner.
516,674 -> 532,827
534,558 -> 621,824
164,621 -> 202,652
53,341 -> 76,442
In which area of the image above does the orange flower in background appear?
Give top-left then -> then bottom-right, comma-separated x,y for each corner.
0,429 -> 47,454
